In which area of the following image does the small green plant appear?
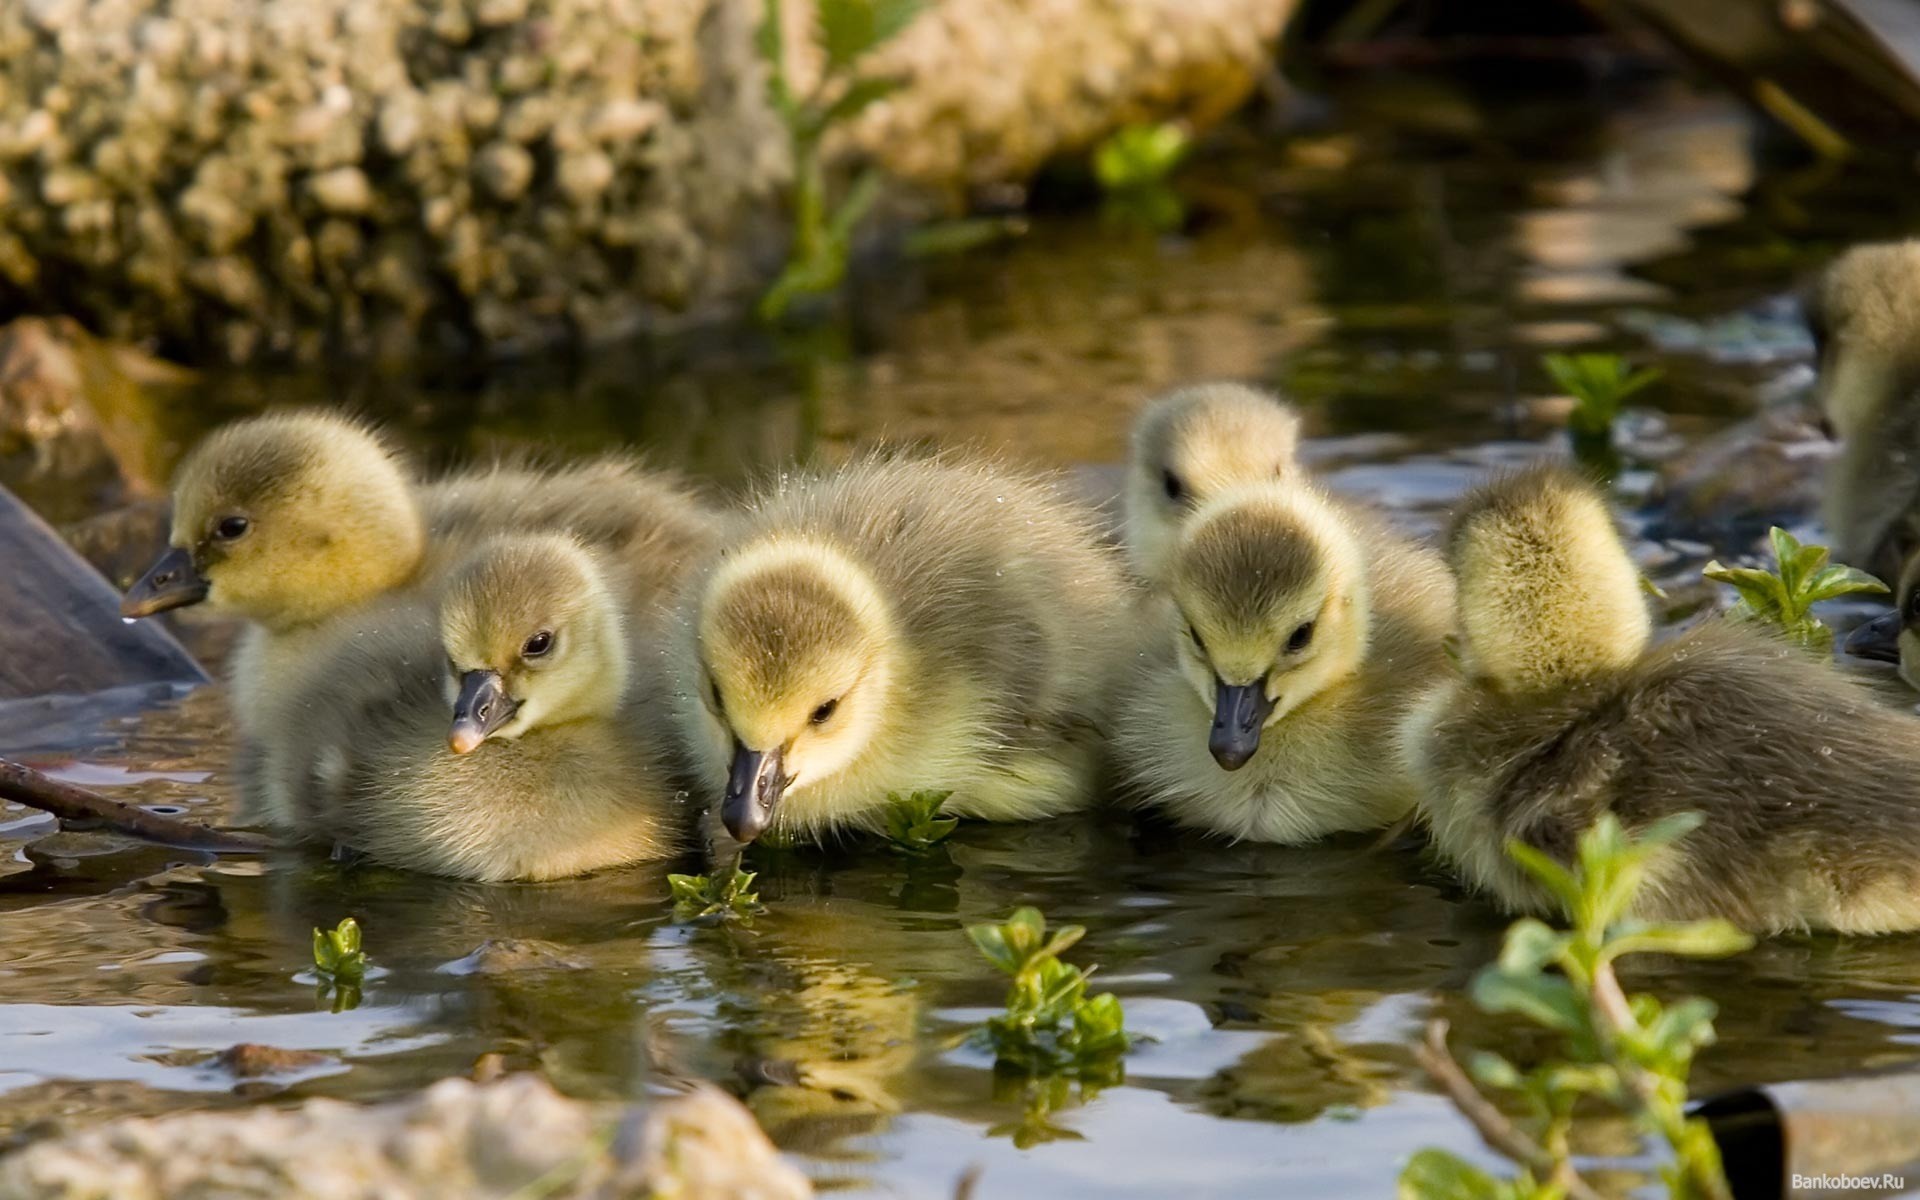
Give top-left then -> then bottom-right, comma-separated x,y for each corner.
884,789 -> 957,853
669,867 -> 762,919
1703,526 -> 1886,652
311,917 -> 367,1013
1542,352 -> 1661,476
756,0 -> 926,321
1401,814 -> 1753,1200
1093,122 -> 1190,233
967,907 -> 1128,1079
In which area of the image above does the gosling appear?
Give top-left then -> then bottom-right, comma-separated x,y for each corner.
274,533 -> 684,881
1842,549 -> 1920,692
1112,478 -> 1455,843
668,453 -> 1138,847
1123,383 -> 1304,582
1808,241 -> 1920,581
1404,464 -> 1920,935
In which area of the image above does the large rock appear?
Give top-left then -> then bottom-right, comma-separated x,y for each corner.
0,1074 -> 813,1200
0,0 -> 1296,363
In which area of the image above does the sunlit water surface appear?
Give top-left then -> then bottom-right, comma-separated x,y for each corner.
7,74 -> 1920,1197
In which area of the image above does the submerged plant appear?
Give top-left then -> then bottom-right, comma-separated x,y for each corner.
311,917 -> 367,1013
1402,814 -> 1753,1200
884,789 -> 957,853
756,0 -> 926,321
1703,526 -> 1885,652
1542,352 -> 1661,476
669,867 -> 762,919
967,907 -> 1128,1079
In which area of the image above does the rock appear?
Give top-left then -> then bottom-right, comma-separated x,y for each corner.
0,1074 -> 812,1200
0,0 -> 1298,363
215,1044 -> 331,1079
1651,399 -> 1834,545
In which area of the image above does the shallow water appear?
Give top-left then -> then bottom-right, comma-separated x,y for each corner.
9,73 -> 1920,1196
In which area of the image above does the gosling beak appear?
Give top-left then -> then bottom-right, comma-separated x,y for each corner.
1209,679 -> 1275,771
120,546 -> 209,618
448,670 -> 517,754
723,741 -> 789,844
1844,610 -> 1905,664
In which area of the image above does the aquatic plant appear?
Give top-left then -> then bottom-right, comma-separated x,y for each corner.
884,789 -> 957,853
312,917 -> 367,1013
669,867 -> 762,919
967,907 -> 1129,1079
1541,352 -> 1661,475
1402,814 -> 1753,1200
756,0 -> 927,322
1703,526 -> 1886,653
1093,121 -> 1190,232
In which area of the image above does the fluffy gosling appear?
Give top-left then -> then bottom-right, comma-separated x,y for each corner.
1405,465 -> 1920,935
1808,241 -> 1920,581
669,453 -> 1137,846
1123,383 -> 1304,582
1112,478 -> 1454,843
280,533 -> 683,881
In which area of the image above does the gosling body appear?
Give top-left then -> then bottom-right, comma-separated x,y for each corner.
1406,465 -> 1920,935
1124,383 -> 1304,582
1113,479 -> 1454,843
669,453 -> 1137,846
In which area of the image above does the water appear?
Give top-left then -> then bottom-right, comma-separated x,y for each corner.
8,72 -> 1920,1196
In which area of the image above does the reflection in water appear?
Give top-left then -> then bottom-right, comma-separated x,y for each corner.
17,74 -> 1920,1196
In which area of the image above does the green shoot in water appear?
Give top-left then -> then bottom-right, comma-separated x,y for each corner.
884,789 -> 957,853
1093,122 -> 1190,232
1401,814 -> 1753,1200
968,907 -> 1128,1080
1542,352 -> 1661,476
1703,526 -> 1886,652
669,867 -> 762,919
756,0 -> 926,321
312,917 -> 367,1013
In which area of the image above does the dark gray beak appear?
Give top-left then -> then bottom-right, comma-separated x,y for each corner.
449,670 -> 517,754
723,741 -> 788,843
1844,611 -> 1905,664
121,546 -> 209,617
1209,679 -> 1275,771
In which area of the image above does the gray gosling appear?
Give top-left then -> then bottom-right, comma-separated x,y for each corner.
1124,383 -> 1304,582
1844,551 -> 1920,691
1113,478 -> 1454,842
668,454 -> 1137,847
278,533 -> 683,881
1404,464 -> 1920,935
1808,240 -> 1920,581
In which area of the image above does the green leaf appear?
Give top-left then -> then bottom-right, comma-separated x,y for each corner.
1605,918 -> 1753,962
1804,563 -> 1889,603
1397,1149 -> 1513,1200
1471,967 -> 1586,1034
1504,841 -> 1581,911
1497,918 -> 1568,974
1093,122 -> 1190,192
312,918 -> 366,985
826,167 -> 883,243
1467,1050 -> 1523,1092
813,76 -> 900,133
968,923 -> 1020,976
817,0 -> 925,73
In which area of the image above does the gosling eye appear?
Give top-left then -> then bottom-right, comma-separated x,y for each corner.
1162,469 -> 1186,504
810,698 -> 840,725
521,629 -> 555,659
213,515 -> 250,541
1906,589 -> 1920,621
710,680 -> 726,715
1286,621 -> 1315,653
1186,625 -> 1206,654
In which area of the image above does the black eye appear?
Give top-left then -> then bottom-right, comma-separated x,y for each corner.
810,698 -> 839,725
1286,622 -> 1315,653
1187,626 -> 1206,653
1163,470 -> 1185,503
521,630 -> 554,658
214,516 -> 250,540
1906,589 -> 1920,620
710,680 -> 726,714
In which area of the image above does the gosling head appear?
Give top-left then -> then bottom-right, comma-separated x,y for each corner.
1842,549 -> 1920,691
1166,482 -> 1368,771
1446,465 -> 1650,693
439,534 -> 630,754
1126,383 -> 1303,581
1809,241 -> 1920,442
121,413 -> 424,632
689,539 -> 898,844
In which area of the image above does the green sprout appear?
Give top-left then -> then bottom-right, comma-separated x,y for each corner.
756,0 -> 926,321
311,917 -> 367,1013
884,789 -> 957,853
1402,814 -> 1753,1200
1703,526 -> 1886,652
668,867 -> 762,919
1542,352 -> 1662,476
1093,122 -> 1190,232
967,907 -> 1128,1079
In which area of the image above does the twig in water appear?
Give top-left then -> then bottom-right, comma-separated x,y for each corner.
0,756 -> 269,852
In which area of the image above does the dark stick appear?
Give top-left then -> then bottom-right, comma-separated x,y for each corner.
0,757 -> 271,853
